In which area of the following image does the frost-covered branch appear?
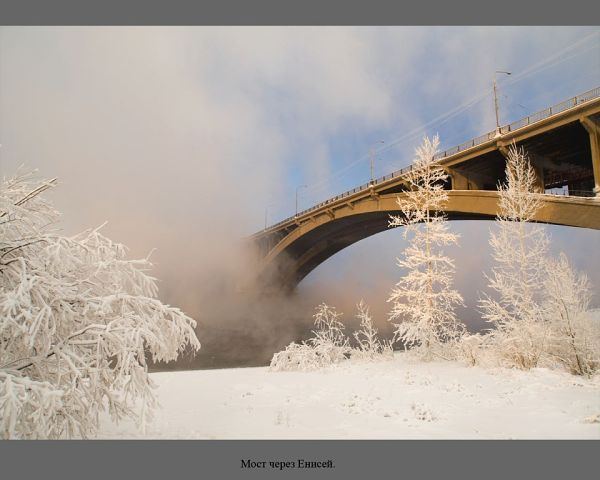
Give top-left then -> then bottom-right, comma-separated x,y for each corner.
270,303 -> 350,371
0,170 -> 200,439
351,300 -> 393,361
543,254 -> 599,375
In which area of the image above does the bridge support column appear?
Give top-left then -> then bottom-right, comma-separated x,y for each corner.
530,158 -> 546,193
448,168 -> 477,190
580,117 -> 600,196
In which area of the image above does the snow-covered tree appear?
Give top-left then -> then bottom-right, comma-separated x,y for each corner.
0,170 -> 200,439
479,145 -> 549,369
387,136 -> 464,359
351,300 -> 393,361
543,254 -> 599,375
270,303 -> 350,371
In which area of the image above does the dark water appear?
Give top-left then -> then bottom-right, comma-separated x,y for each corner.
150,317 -> 311,372
149,286 -> 328,372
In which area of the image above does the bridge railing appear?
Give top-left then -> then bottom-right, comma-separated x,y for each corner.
500,87 -> 600,135
545,189 -> 595,198
265,86 -> 600,232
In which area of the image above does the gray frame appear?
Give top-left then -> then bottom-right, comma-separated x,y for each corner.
0,3 -> 598,479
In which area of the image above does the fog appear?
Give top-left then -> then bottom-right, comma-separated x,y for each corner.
1,27 -> 598,369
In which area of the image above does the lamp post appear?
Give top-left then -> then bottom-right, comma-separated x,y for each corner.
493,70 -> 511,136
295,184 -> 307,217
264,205 -> 274,230
369,140 -> 385,184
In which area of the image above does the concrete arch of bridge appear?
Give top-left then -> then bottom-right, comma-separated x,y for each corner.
257,190 -> 600,290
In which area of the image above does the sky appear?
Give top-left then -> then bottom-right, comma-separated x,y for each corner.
1,27 -> 599,351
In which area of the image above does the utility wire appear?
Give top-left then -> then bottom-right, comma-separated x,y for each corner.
270,31 -> 600,219
301,31 -> 600,200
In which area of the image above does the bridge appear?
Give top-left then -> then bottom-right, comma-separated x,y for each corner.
249,87 -> 600,291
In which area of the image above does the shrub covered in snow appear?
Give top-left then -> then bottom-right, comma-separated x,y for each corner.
270,341 -> 350,372
270,303 -> 350,371
311,302 -> 349,350
457,333 -> 488,367
351,300 -> 393,362
0,170 -> 200,439
271,302 -> 397,371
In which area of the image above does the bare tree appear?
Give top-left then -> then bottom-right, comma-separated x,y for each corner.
479,145 -> 549,369
0,170 -> 200,439
388,136 -> 464,359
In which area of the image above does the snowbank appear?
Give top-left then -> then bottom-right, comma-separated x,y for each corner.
98,353 -> 600,439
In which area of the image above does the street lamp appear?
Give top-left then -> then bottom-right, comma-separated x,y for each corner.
295,184 -> 307,217
493,70 -> 512,136
369,140 -> 385,184
264,204 -> 276,230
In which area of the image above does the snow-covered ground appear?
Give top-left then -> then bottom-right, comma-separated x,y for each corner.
98,353 -> 600,439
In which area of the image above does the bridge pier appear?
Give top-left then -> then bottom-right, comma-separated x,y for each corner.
448,168 -> 478,190
530,156 -> 547,193
580,117 -> 600,196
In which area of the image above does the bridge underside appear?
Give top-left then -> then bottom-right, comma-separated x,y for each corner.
447,120 -> 597,194
256,191 -> 600,291
269,209 -> 495,288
